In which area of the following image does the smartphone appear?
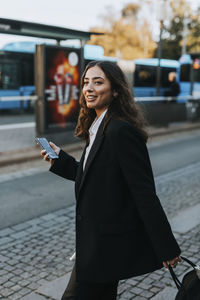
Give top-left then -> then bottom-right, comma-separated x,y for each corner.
36,137 -> 59,159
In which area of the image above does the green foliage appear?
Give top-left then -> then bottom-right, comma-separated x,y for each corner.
161,17 -> 184,59
187,8 -> 200,53
157,0 -> 200,59
88,3 -> 156,60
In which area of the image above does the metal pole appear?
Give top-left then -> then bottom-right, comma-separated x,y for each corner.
156,19 -> 163,96
182,17 -> 188,55
80,39 -> 86,76
190,60 -> 194,96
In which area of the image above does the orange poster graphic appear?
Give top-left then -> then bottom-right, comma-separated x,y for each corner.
45,47 -> 81,129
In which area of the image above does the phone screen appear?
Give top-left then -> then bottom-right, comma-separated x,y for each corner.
36,138 -> 59,159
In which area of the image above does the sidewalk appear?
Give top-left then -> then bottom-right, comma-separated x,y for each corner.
0,121 -> 200,167
0,159 -> 200,299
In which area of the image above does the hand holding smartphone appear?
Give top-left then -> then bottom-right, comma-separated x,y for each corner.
36,138 -> 59,159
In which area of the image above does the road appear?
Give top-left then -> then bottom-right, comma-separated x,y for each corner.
149,129 -> 200,176
0,129 -> 200,230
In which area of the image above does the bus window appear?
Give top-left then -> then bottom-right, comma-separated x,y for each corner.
134,65 -> 156,87
21,60 -> 34,86
193,59 -> 200,82
180,63 -> 200,82
180,64 -> 190,82
1,62 -> 20,89
193,69 -> 200,82
0,70 -> 2,88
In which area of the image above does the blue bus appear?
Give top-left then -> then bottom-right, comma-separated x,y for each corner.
0,48 -> 35,110
133,58 -> 180,97
179,53 -> 200,98
1,41 -> 197,110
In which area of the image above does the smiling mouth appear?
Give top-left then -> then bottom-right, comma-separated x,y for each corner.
86,96 -> 97,101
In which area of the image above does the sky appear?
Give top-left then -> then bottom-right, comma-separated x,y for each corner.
0,0 -> 130,48
0,0 -> 199,49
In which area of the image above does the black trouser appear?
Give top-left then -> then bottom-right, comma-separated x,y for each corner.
61,264 -> 119,300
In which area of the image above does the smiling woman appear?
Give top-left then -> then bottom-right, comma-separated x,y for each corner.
40,60 -> 181,300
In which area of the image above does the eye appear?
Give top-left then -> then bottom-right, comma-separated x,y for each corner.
94,81 -> 103,85
83,81 -> 89,86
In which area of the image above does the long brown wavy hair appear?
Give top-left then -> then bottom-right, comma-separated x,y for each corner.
75,60 -> 148,142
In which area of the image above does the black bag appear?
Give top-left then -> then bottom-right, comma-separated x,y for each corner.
169,256 -> 200,300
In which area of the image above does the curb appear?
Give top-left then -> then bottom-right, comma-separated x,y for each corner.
1,122 -> 200,168
149,122 -> 200,137
0,142 -> 84,168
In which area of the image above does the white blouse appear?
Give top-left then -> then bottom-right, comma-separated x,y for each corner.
83,109 -> 108,170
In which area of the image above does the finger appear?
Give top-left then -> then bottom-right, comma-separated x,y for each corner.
44,153 -> 50,161
49,142 -> 56,149
50,158 -> 54,166
41,150 -> 46,156
163,262 -> 169,269
170,260 -> 178,268
49,142 -> 60,155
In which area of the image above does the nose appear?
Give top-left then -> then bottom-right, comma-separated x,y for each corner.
85,82 -> 94,91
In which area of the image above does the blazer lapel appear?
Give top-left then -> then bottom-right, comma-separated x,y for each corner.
75,145 -> 87,199
76,114 -> 111,200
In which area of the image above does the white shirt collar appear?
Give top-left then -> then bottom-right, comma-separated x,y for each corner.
89,109 -> 108,136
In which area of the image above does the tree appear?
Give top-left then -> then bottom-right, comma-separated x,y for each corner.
159,0 -> 200,59
187,7 -> 200,53
88,3 -> 156,60
161,0 -> 190,59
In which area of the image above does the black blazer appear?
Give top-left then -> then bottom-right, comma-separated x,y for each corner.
50,115 -> 181,283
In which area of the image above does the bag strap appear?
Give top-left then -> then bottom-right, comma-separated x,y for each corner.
181,256 -> 197,269
168,265 -> 182,289
168,256 -> 198,290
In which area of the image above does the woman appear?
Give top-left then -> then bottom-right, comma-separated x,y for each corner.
40,61 -> 181,300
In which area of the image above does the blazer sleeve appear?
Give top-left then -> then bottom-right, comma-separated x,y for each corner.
113,123 -> 181,262
49,149 -> 79,181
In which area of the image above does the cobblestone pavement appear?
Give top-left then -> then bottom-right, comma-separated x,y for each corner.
0,162 -> 200,299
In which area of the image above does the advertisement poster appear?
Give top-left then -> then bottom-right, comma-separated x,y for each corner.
44,46 -> 81,130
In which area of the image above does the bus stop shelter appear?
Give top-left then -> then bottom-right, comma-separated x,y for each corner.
0,18 -> 103,140
0,18 -> 102,44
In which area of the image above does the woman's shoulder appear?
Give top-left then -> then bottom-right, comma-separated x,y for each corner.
106,118 -> 145,141
106,118 -> 131,132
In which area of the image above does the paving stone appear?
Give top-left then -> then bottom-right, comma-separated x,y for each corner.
18,287 -> 32,296
41,213 -> 57,221
18,280 -> 31,287
0,237 -> 13,245
27,282 -> 40,290
10,292 -> 26,300
37,273 -> 71,300
151,287 -> 177,299
140,290 -> 154,298
0,228 -> 15,237
11,222 -> 31,231
25,226 -> 43,233
0,287 -> 14,297
21,292 -> 47,300
7,259 -> 19,266
0,269 -> 8,276
2,280 -> 15,288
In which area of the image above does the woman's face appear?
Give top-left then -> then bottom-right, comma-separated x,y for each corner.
82,66 -> 113,117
